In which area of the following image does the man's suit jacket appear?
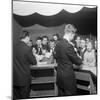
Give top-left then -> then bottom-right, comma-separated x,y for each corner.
54,39 -> 82,95
80,48 -> 86,59
13,41 -> 37,86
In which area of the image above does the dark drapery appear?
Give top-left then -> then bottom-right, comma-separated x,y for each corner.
13,7 -> 97,36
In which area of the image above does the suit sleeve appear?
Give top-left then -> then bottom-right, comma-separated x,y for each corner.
26,48 -> 37,65
66,45 -> 82,65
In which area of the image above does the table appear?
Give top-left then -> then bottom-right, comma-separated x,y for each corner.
74,69 -> 97,94
30,63 -> 97,97
30,63 -> 58,98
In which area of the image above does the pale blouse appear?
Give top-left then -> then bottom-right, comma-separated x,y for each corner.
83,49 -> 96,67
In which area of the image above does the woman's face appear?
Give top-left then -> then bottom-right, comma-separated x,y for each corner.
87,42 -> 93,52
36,39 -> 42,46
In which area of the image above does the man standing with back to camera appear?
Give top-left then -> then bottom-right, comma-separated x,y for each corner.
13,31 -> 37,99
54,24 -> 82,96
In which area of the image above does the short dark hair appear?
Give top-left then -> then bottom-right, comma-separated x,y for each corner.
53,34 -> 59,37
36,37 -> 42,41
42,36 -> 49,41
20,30 -> 29,39
53,34 -> 60,40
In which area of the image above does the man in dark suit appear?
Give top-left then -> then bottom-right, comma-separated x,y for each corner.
34,37 -> 43,55
54,24 -> 82,96
42,36 -> 50,52
13,31 -> 37,99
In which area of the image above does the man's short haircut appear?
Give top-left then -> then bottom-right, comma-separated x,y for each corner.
20,30 -> 29,39
53,34 -> 59,37
64,24 -> 77,34
42,36 -> 49,41
36,37 -> 42,41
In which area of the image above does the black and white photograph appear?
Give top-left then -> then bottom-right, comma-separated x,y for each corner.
12,0 -> 97,99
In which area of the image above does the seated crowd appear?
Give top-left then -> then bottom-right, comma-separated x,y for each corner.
27,33 -> 97,70
27,34 -> 60,65
75,36 -> 97,68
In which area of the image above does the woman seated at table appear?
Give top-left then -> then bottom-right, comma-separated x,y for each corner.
81,41 -> 96,75
32,45 -> 44,63
32,45 -> 54,65
82,41 -> 96,67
